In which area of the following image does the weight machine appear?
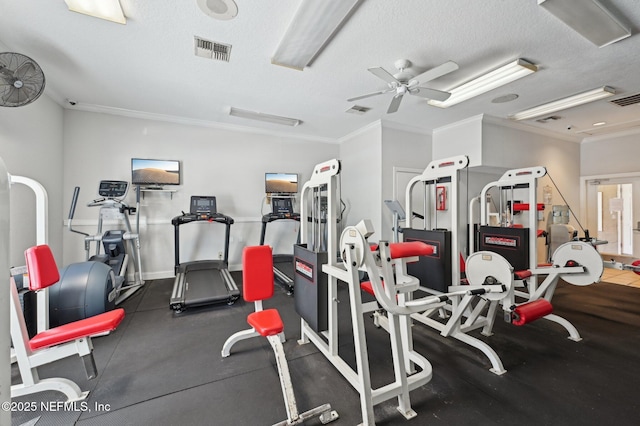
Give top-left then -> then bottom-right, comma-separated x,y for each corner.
400,156 -> 514,374
338,219 -> 509,424
294,159 -> 463,425
470,166 -> 604,342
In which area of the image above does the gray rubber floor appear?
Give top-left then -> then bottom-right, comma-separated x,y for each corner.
10,273 -> 640,425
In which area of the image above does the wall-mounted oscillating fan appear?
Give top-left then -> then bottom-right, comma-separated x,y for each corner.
0,52 -> 46,107
348,59 -> 458,114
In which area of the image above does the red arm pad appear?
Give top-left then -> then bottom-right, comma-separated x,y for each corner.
29,308 -> 125,350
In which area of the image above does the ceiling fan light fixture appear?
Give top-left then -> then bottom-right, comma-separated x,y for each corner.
428,59 -> 537,108
229,107 -> 301,127
509,86 -> 616,121
538,0 -> 630,48
64,0 -> 126,24
271,0 -> 361,70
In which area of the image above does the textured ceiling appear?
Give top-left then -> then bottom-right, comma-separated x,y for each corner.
1,0 -> 640,142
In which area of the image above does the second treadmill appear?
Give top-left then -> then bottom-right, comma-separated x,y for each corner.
259,197 -> 300,295
170,196 -> 239,313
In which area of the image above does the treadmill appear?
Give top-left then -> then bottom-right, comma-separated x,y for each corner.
259,197 -> 300,295
170,196 -> 240,312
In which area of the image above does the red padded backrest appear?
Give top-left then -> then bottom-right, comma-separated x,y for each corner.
388,241 -> 434,259
242,246 -> 274,302
25,245 -> 60,291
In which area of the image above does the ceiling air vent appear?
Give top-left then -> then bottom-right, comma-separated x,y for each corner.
610,93 -> 640,107
194,36 -> 231,61
346,105 -> 371,115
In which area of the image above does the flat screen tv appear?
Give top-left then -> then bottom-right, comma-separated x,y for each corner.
131,158 -> 181,186
265,173 -> 298,194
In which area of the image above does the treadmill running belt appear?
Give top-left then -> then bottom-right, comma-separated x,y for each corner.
184,268 -> 230,307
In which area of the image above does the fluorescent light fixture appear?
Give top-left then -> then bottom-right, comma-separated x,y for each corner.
64,0 -> 126,24
229,107 -> 301,127
271,0 -> 361,70
428,59 -> 537,108
509,86 -> 616,121
538,0 -> 631,47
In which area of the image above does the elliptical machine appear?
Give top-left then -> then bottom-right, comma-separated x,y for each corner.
68,180 -> 144,306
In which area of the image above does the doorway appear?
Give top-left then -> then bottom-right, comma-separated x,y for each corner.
584,176 -> 640,260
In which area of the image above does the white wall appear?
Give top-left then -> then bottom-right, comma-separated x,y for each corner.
0,94 -> 64,266
62,110 -> 338,275
338,122 -> 382,237
381,123 -> 431,241
580,131 -> 640,176
432,115 -> 483,166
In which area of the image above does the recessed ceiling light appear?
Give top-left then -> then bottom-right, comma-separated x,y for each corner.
197,0 -> 238,20
593,121 -> 606,126
492,94 -> 519,104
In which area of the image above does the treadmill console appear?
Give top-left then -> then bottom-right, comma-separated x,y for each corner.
98,180 -> 129,199
172,196 -> 233,226
265,197 -> 300,221
190,196 -> 217,217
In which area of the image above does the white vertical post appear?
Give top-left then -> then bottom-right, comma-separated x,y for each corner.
9,175 -> 50,332
1,157 -> 12,426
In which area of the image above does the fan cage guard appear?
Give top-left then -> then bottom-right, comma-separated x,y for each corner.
0,52 -> 46,107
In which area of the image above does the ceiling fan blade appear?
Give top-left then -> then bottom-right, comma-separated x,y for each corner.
409,60 -> 459,86
347,90 -> 389,102
14,61 -> 36,80
387,94 -> 403,114
412,87 -> 451,101
368,67 -> 400,85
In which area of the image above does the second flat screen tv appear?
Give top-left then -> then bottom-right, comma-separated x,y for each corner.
265,173 -> 298,194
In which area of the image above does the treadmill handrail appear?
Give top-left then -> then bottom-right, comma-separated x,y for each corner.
172,212 -> 234,226
172,212 -> 234,273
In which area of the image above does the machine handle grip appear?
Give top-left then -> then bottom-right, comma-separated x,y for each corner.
69,186 -> 80,220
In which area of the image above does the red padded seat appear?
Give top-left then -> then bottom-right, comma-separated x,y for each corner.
247,309 -> 284,337
29,308 -> 125,351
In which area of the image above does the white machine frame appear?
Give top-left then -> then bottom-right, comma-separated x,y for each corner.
9,175 -> 49,333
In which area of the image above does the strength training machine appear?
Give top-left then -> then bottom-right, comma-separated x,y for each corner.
399,156 -> 514,375
294,159 -> 446,425
12,175 -> 118,333
10,244 -> 125,402
471,166 -> 604,342
170,195 -> 239,312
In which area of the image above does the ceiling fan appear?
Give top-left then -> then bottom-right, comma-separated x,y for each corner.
348,59 -> 458,114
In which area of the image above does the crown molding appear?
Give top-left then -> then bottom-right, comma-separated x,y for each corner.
65,103 -> 338,144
